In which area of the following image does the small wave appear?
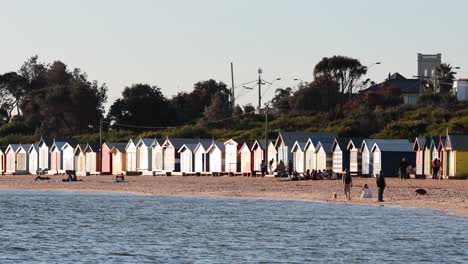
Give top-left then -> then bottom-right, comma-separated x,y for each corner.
109,252 -> 135,257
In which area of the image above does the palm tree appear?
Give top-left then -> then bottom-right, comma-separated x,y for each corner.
272,87 -> 292,103
435,63 -> 456,94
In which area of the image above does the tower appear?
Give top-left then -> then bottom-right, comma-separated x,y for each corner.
417,53 -> 441,78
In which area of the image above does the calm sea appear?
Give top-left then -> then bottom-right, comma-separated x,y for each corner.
0,191 -> 466,263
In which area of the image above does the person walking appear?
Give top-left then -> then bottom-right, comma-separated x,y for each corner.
399,158 -> 409,180
342,169 -> 352,202
376,170 -> 386,202
260,160 -> 266,177
269,159 -> 274,175
288,160 -> 293,178
432,158 -> 440,180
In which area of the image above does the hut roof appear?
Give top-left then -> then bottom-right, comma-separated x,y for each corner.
316,140 -> 334,154
111,143 -> 128,152
291,141 -> 307,152
166,138 -> 211,149
178,143 -> 198,153
346,138 -> 365,150
448,135 -> 468,150
276,132 -> 336,148
372,140 -> 413,152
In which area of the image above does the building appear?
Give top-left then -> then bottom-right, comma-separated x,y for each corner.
125,139 -> 138,173
38,138 -> 54,171
28,144 -> 39,175
442,134 -> 468,178
150,139 -> 165,173
111,143 -> 127,175
346,138 -> 364,176
50,141 -> 68,174
84,143 -> 101,175
453,79 -> 468,101
331,138 -> 355,173
413,137 -> 428,177
178,143 -> 198,173
366,73 -> 420,105
251,139 -> 275,173
418,53 -> 441,78
239,141 -> 254,174
207,142 -> 225,173
136,138 -> 155,175
315,140 -> 335,171
101,142 -> 125,175
0,146 -> 5,172
74,144 -> 87,176
61,142 -> 78,172
224,139 -> 242,173
371,140 -> 415,177
162,138 -> 210,172
291,141 -> 307,173
193,141 -> 212,173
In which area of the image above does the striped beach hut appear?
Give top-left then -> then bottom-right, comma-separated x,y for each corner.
136,138 -> 155,175
291,141 -> 307,173
28,144 -> 39,175
150,138 -> 165,173
443,134 -> 468,178
111,143 -> 127,175
413,137 -> 428,177
224,139 -> 242,173
125,138 -> 138,173
346,138 -> 364,176
74,144 -> 87,176
239,141 -> 255,174
422,137 -> 433,177
332,138 -> 356,173
207,142 -> 225,173
193,140 -> 212,173
437,136 -> 448,177
371,140 -> 415,177
315,140 -> 334,171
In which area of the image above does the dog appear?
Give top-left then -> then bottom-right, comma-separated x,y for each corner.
332,192 -> 337,200
415,189 -> 427,195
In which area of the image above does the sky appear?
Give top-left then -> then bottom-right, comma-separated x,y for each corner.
1,0 -> 467,111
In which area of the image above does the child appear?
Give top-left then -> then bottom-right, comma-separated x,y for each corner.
360,184 -> 373,199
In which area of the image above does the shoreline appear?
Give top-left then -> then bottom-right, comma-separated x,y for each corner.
0,175 -> 467,217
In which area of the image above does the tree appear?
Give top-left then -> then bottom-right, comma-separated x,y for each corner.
272,87 -> 293,114
290,77 -> 339,115
200,92 -> 232,127
107,84 -> 173,130
0,72 -> 28,119
435,63 -> 456,94
171,79 -> 231,124
313,56 -> 367,117
243,104 -> 255,115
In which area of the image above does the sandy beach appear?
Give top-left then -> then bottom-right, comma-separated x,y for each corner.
0,175 -> 467,216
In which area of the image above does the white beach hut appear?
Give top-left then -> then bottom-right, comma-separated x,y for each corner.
50,141 -> 67,174
315,140 -> 334,171
28,144 -> 39,175
178,143 -> 198,173
224,139 -> 241,173
125,138 -> 138,173
61,142 -> 77,172
239,141 -> 254,174
194,141 -> 212,173
150,138 -> 165,173
5,144 -> 19,174
136,138 -> 154,175
74,144 -> 87,176
38,138 -> 53,171
207,142 -> 225,173
162,138 -> 208,172
291,141 -> 306,173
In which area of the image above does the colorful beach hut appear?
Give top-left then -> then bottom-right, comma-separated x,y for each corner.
101,142 -> 121,175
28,144 -> 39,174
413,137 -> 428,177
437,136 -> 448,177
194,141 -> 212,173
50,140 -> 68,174
136,138 -> 155,175
111,143 -> 127,175
347,138 -> 364,176
239,141 -> 254,174
371,140 -> 415,177
207,142 -> 225,173
125,138 -> 138,173
443,134 -> 468,178
224,139 -> 242,173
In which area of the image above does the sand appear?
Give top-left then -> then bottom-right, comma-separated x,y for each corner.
0,175 -> 467,217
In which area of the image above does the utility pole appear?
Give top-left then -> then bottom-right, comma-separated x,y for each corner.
258,68 -> 263,110
264,103 -> 269,174
231,62 -> 235,110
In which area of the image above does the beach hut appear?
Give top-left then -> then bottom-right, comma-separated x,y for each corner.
194,141 -> 212,173
346,138 -> 364,176
275,132 -> 336,166
136,138 -> 155,175
206,142 -> 225,173
150,138 -> 165,173
74,144 -> 87,176
443,134 -> 468,178
224,139 -> 242,173
28,144 -> 39,174
0,146 -> 6,172
111,143 -> 127,175
15,144 -> 29,174
84,143 -> 101,175
423,137 -> 433,177
251,139 -> 274,172
315,140 -> 334,171
5,144 -> 19,174
360,139 -> 381,176
61,142 -> 77,172
239,141 -> 255,174
291,141 -> 306,173
332,138 -> 355,174
437,137 -> 448,177
125,138 -> 138,173
371,140 -> 415,177
49,140 -> 69,174
267,141 -> 277,172
38,138 -> 54,171
413,137 -> 428,177
101,142 -> 121,175
178,143 -> 198,173
162,138 -> 206,172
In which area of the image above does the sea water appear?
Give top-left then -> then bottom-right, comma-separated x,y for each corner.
0,191 -> 466,263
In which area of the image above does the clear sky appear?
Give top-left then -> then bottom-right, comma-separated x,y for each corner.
1,0 -> 467,110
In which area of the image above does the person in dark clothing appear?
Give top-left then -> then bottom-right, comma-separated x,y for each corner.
376,170 -> 386,202
342,169 -> 352,201
399,158 -> 409,180
260,160 -> 267,177
288,160 -> 293,178
304,169 -> 311,180
432,158 -> 440,180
